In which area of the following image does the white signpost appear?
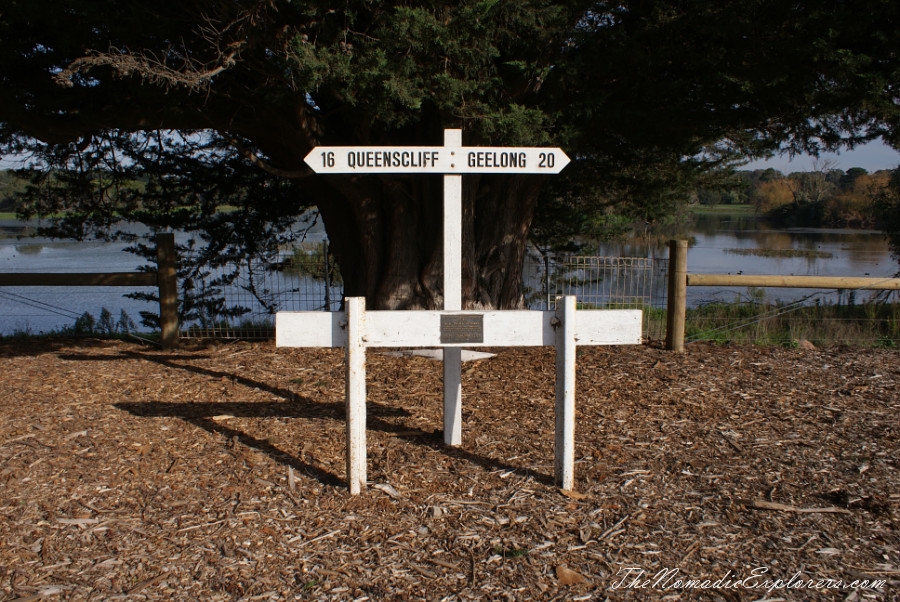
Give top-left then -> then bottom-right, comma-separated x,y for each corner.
302,144 -> 571,175
279,130 -> 642,494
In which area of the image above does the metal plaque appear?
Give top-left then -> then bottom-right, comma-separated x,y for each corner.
440,314 -> 484,344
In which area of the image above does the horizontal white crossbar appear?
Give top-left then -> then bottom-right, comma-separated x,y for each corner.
276,309 -> 642,348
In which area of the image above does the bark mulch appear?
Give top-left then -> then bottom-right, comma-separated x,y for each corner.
0,339 -> 897,601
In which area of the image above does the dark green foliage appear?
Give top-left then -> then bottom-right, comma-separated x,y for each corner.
10,131 -> 316,325
285,242 -> 343,286
874,170 -> 900,262
60,308 -> 136,337
2,1 -> 900,307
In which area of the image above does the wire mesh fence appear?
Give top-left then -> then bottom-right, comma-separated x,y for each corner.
0,239 -> 340,339
179,241 -> 341,340
3,237 -> 898,347
182,251 -> 672,341
172,247 -> 900,347
527,254 -> 669,341
680,287 -> 900,348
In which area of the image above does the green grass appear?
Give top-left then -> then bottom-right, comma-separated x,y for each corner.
690,203 -> 757,215
580,295 -> 900,347
5,294 -> 898,349
682,299 -> 900,347
181,320 -> 274,340
0,308 -> 144,342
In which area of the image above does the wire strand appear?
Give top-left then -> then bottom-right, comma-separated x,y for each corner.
0,290 -> 84,320
686,290 -> 831,342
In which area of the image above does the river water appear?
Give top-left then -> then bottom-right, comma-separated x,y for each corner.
1,214 -> 896,336
0,220 -> 332,336
591,212 -> 897,307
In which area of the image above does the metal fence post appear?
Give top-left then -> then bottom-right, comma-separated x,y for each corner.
323,241 -> 332,311
544,252 -> 551,310
665,239 -> 688,352
156,233 -> 179,349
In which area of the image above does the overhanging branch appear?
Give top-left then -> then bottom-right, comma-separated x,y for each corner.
54,43 -> 245,92
227,135 -> 312,179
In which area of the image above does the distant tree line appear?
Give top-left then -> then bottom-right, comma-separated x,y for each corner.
5,165 -> 899,234
0,169 -> 27,213
5,1 -> 900,309
698,166 -> 900,229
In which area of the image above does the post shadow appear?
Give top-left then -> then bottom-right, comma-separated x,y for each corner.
67,349 -> 556,489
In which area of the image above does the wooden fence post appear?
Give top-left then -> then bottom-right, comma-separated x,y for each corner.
665,239 -> 688,352
156,233 -> 179,349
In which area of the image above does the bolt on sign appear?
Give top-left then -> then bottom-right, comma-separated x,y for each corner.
280,130 -> 641,495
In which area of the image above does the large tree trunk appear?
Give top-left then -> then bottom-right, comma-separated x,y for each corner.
469,174 -> 545,309
312,174 -> 542,310
249,102 -> 544,311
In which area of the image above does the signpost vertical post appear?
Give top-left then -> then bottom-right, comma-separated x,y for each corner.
554,295 -> 577,490
345,297 -> 367,494
443,129 -> 463,446
284,131 -> 644,495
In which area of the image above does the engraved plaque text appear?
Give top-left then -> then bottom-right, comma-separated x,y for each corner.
440,314 -> 484,344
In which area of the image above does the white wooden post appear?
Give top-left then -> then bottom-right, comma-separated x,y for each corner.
277,305 -> 642,494
555,296 -> 577,490
443,129 -> 463,446
345,297 -> 367,494
284,131 -> 628,496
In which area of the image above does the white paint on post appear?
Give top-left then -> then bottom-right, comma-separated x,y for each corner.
276,308 -> 642,348
279,130 -> 638,496
276,311 -> 344,347
443,129 -> 463,311
443,128 -> 463,446
443,346 -> 462,445
344,297 -> 367,495
555,296 -> 577,491
303,146 -> 571,174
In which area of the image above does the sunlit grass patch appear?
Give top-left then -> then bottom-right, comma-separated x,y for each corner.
724,248 -> 833,259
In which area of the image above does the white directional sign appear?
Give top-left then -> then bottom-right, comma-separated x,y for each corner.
304,146 -> 570,174
279,129 -> 639,496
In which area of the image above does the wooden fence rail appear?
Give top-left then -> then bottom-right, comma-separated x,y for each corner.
665,239 -> 900,351
0,233 -> 179,348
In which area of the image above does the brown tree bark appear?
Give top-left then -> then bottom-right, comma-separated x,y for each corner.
311,173 -> 541,310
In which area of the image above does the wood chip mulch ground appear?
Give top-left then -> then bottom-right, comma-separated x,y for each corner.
0,339 -> 898,601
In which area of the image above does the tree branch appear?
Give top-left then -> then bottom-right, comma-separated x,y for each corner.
54,43 -> 245,92
226,135 -> 312,179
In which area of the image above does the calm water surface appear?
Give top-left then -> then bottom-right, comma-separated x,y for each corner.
595,212 -> 896,306
0,220 -> 330,336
